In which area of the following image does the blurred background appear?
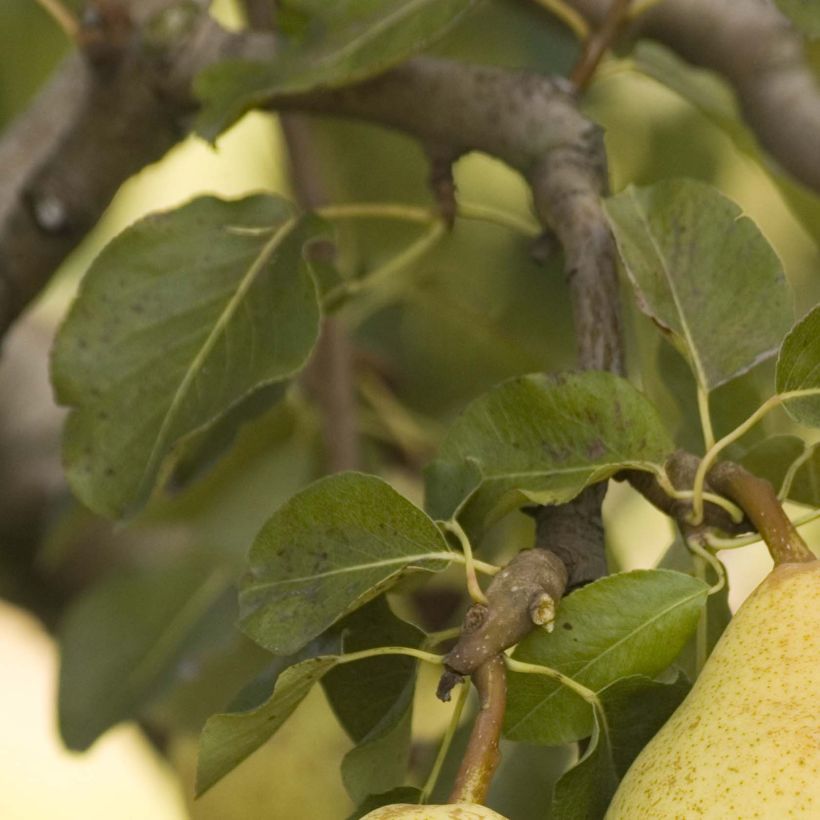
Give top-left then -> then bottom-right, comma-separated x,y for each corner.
1,1 -> 818,818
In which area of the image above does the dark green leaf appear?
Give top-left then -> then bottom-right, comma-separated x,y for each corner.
52,195 -> 325,518
775,1 -> 820,38
505,570 -> 707,744
323,598 -> 424,802
550,675 -> 689,820
239,472 -> 452,655
425,372 -> 673,536
605,179 -> 793,391
776,303 -> 820,426
196,641 -> 342,795
550,708 -> 617,820
59,555 -> 233,750
195,0 -> 479,139
738,435 -> 820,506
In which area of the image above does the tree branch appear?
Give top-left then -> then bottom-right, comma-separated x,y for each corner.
569,0 -> 820,192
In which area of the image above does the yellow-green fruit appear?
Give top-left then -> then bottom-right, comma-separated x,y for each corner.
607,560 -> 820,819
362,803 -> 508,819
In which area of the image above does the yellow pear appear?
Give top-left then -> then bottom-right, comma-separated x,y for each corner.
362,803 -> 507,819
606,560 -> 820,818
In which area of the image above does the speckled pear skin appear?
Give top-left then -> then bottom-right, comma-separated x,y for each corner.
361,803 -> 508,820
606,560 -> 820,819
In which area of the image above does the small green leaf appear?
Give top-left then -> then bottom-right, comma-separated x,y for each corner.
59,555 -> 233,750
738,435 -> 820,507
604,179 -> 793,392
775,0 -> 820,38
323,599 -> 424,801
52,195 -> 325,518
195,0 -> 479,139
425,372 -> 673,536
239,472 -> 451,655
196,639 -> 342,795
505,570 -> 707,744
776,304 -> 820,426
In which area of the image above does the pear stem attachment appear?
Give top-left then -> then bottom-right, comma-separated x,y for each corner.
707,462 -> 815,565
448,655 -> 506,806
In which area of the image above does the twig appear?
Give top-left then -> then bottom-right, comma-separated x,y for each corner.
570,0 -> 633,91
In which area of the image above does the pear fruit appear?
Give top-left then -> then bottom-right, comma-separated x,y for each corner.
606,560 -> 820,818
362,803 -> 507,819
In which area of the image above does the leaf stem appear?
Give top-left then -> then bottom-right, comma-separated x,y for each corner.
531,0 -> 590,40
34,0 -> 79,39
691,388 -> 820,524
316,202 -> 434,225
706,507 -> 820,550
337,646 -> 445,666
697,384 -> 716,451
686,537 -> 727,596
504,655 -> 600,708
420,678 -> 470,803
456,201 -> 541,237
444,551 -> 502,578
654,468 -> 744,522
443,519 -> 489,604
314,200 -> 540,237
323,221 -> 446,316
778,442 -> 818,501
424,627 -> 464,648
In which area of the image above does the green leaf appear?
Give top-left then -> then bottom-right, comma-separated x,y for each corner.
550,675 -> 689,820
738,435 -> 820,507
775,0 -> 820,38
550,708 -> 617,820
323,598 -> 424,802
195,0 -> 479,139
776,303 -> 820,426
425,372 -> 673,537
59,555 -> 233,750
604,179 -> 793,392
52,195 -> 325,519
505,569 -> 707,744
196,636 -> 342,795
601,674 -> 689,778
239,472 -> 452,655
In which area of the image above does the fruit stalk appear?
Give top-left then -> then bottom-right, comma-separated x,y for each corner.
707,461 -> 815,565
447,655 -> 507,806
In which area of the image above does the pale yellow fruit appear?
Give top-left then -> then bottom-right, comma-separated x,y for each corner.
362,803 -> 507,819
607,560 -> 820,819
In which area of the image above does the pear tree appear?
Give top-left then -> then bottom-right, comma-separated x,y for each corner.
1,1 -> 820,818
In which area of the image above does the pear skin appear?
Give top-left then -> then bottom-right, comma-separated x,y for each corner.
606,560 -> 820,818
362,803 -> 507,819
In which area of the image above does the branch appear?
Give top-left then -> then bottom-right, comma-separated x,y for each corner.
569,0 -> 820,192
619,450 -> 753,538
